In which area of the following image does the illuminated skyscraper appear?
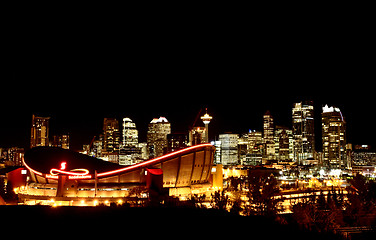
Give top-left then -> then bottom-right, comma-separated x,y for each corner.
52,134 -> 70,149
30,114 -> 50,148
167,133 -> 188,153
246,130 -> 263,165
103,118 -> 120,154
322,105 -> 347,169
292,101 -> 315,164
122,117 -> 138,147
189,127 -> 206,146
263,111 -> 275,162
119,117 -> 140,166
147,117 -> 171,158
219,133 -> 238,165
275,126 -> 293,161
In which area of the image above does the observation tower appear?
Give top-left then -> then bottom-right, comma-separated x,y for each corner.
200,108 -> 213,143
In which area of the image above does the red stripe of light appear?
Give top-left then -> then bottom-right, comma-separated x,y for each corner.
22,157 -> 43,176
50,168 -> 89,176
21,143 -> 214,180
97,143 -> 213,177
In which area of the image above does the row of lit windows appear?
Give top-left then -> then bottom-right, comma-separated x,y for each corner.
78,188 -> 129,191
164,180 -> 204,185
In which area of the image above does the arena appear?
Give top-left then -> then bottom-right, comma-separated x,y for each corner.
19,143 -> 215,206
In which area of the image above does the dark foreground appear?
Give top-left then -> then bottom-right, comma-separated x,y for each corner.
0,205 -> 355,239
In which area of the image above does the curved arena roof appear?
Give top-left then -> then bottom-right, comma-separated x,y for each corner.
23,143 -> 215,187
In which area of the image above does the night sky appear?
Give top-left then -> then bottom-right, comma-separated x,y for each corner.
2,13 -> 374,151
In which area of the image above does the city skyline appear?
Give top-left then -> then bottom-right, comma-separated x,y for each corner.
4,19 -> 374,151
2,11 -> 376,236
0,95 -> 374,153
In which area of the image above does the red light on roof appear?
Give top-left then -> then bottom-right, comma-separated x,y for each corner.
22,143 -> 214,181
60,162 -> 67,170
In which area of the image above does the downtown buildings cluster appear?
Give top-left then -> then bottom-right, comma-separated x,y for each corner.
215,101 -> 375,177
1,101 -> 375,178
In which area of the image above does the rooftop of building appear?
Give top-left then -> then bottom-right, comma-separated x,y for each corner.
150,117 -> 169,123
24,147 -> 119,175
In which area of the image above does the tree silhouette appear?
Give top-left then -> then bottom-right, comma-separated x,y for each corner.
245,174 -> 282,216
211,190 -> 229,211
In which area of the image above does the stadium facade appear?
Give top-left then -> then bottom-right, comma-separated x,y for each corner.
19,143 -> 215,206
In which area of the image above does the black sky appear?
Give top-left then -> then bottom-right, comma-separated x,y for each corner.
2,11 -> 375,151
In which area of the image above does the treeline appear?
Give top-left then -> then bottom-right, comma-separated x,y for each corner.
189,173 -> 376,237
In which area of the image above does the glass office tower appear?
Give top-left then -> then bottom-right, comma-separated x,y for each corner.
30,114 -> 50,148
322,105 -> 347,169
147,117 -> 171,158
292,101 -> 315,164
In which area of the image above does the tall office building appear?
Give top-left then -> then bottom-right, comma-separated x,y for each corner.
246,130 -> 263,166
211,140 -> 222,164
103,118 -> 120,154
30,114 -> 50,148
122,117 -> 138,147
189,127 -> 206,146
274,126 -> 293,161
147,117 -> 171,158
119,117 -> 141,166
52,134 -> 70,149
263,111 -> 275,162
292,101 -> 315,164
322,105 -> 347,169
167,133 -> 188,153
219,133 -> 239,165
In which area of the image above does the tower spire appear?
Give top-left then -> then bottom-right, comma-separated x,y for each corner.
201,108 -> 213,143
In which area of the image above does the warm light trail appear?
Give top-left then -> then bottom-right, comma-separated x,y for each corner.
50,168 -> 90,176
97,143 -> 213,177
22,143 -> 214,180
22,157 -> 43,176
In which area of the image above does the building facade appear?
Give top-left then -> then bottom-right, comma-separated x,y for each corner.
189,127 -> 206,146
219,133 -> 238,165
292,101 -> 315,164
274,126 -> 293,161
147,117 -> 171,158
122,118 -> 138,147
102,118 -> 121,163
103,118 -> 120,154
30,115 -> 50,148
167,133 -> 188,153
263,111 -> 275,162
119,118 -> 141,166
322,105 -> 347,169
52,134 -> 70,149
246,130 -> 263,166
